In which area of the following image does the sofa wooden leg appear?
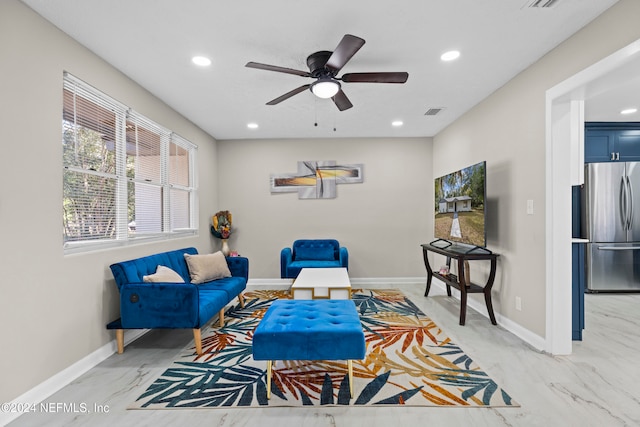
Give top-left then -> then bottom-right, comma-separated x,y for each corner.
193,328 -> 203,356
238,293 -> 245,308
115,329 -> 124,354
218,308 -> 225,327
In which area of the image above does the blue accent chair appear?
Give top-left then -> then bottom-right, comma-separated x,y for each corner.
280,239 -> 348,278
107,247 -> 248,355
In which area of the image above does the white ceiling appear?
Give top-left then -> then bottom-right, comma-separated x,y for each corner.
584,70 -> 640,122
21,0 -> 624,140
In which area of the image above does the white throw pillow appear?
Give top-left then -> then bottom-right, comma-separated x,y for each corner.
184,251 -> 231,284
143,265 -> 185,283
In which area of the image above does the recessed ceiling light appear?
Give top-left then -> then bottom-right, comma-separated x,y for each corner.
621,108 -> 638,115
441,50 -> 460,62
247,123 -> 259,129
392,120 -> 403,127
192,56 -> 211,66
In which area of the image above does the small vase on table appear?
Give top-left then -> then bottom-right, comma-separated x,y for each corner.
221,239 -> 230,256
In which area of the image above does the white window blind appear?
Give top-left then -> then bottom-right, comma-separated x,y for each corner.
62,73 -> 197,253
169,134 -> 196,231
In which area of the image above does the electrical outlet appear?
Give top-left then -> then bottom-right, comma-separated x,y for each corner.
527,200 -> 534,215
515,296 -> 522,311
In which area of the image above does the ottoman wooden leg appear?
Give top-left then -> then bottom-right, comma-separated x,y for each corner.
266,360 -> 273,399
348,360 -> 354,398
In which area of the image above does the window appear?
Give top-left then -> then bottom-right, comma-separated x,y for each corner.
62,73 -> 197,253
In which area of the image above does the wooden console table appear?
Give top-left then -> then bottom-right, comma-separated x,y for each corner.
421,243 -> 499,326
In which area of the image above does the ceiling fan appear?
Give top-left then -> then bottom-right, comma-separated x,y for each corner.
245,34 -> 409,111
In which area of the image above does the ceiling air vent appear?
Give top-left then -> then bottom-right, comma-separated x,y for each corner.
524,0 -> 559,8
424,108 -> 444,116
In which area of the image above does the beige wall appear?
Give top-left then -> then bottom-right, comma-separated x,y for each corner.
0,0 -> 219,403
433,0 -> 640,337
216,137 -> 432,278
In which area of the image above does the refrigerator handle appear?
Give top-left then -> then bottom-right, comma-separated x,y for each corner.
597,246 -> 640,250
621,176 -> 628,230
628,175 -> 634,231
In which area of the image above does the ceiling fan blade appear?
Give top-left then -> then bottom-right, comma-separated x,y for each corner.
266,84 -> 311,105
332,89 -> 353,111
341,72 -> 409,83
246,61 -> 311,77
325,34 -> 365,73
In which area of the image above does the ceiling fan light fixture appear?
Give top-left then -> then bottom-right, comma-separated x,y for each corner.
311,79 -> 340,99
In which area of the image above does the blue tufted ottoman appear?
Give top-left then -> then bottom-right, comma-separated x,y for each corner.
252,299 -> 366,399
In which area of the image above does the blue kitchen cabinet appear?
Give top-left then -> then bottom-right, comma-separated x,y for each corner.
585,123 -> 640,163
584,129 -> 616,162
572,242 -> 585,341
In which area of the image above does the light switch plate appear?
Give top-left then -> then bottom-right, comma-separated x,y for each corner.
527,199 -> 534,215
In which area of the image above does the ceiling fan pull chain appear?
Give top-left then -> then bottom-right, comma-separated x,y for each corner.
314,97 -> 318,127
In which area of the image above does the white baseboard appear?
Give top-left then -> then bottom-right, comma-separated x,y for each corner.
247,278 -> 292,288
349,276 -> 426,286
430,278 -> 545,351
246,276 -> 426,288
0,328 -> 148,426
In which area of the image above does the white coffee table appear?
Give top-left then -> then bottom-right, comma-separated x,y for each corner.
290,267 -> 351,300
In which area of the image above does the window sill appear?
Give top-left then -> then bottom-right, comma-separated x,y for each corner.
63,230 -> 197,255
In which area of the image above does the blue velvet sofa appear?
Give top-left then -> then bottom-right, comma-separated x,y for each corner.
108,247 -> 248,355
280,239 -> 348,278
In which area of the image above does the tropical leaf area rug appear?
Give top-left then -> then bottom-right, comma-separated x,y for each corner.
130,289 -> 518,409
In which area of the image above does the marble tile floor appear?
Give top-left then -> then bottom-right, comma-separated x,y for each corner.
7,284 -> 640,427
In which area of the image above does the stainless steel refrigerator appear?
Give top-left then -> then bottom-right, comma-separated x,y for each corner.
582,162 -> 640,292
